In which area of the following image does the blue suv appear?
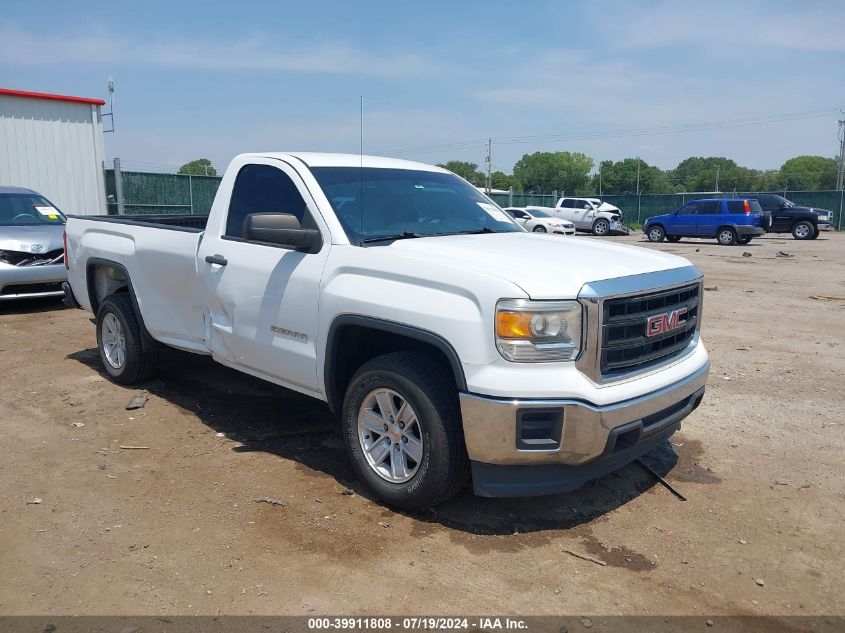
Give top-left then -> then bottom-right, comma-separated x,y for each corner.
643,198 -> 765,246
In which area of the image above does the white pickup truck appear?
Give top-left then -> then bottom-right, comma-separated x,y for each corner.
553,197 -> 627,236
64,153 -> 709,509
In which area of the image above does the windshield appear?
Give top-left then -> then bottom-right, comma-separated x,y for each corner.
774,195 -> 795,207
310,167 -> 521,243
0,194 -> 66,226
529,209 -> 552,218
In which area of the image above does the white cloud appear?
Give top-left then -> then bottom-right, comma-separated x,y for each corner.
596,1 -> 845,52
0,24 -> 438,77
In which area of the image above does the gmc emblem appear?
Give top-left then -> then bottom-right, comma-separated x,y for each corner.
646,307 -> 688,337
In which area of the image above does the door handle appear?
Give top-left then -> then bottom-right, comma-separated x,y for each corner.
205,254 -> 228,266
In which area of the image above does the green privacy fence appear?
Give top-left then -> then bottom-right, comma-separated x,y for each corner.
488,190 -> 845,228
105,169 -> 223,215
104,169 -> 844,229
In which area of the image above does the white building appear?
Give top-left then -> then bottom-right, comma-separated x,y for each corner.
0,87 -> 107,215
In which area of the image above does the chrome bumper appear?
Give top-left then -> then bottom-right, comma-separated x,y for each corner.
459,362 -> 709,466
818,222 -> 832,231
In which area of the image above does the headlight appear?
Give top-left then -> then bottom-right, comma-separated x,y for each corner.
495,299 -> 582,362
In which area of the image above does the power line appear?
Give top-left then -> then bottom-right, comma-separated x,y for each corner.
377,107 -> 842,156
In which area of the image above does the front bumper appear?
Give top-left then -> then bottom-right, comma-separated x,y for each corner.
736,226 -> 765,237
552,227 -> 576,235
0,263 -> 67,300
817,222 -> 832,231
460,362 -> 709,497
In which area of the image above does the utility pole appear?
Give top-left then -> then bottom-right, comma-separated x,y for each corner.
715,166 -> 720,192
836,116 -> 845,191
598,163 -> 603,198
485,138 -> 492,194
636,157 -> 642,224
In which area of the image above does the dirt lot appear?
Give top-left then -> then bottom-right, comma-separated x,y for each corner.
0,232 -> 843,617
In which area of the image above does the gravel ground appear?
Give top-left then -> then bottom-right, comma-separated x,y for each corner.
0,231 -> 842,616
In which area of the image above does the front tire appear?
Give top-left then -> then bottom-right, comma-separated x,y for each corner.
647,226 -> 665,242
533,225 -> 547,233
666,235 -> 681,242
717,227 -> 738,246
341,352 -> 469,510
96,293 -> 158,384
791,221 -> 814,240
592,218 -> 610,236
737,236 -> 752,245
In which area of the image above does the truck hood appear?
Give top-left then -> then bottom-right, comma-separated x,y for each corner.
387,232 -> 692,299
0,224 -> 65,253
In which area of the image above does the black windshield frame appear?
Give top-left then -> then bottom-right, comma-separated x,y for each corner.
309,167 -> 522,245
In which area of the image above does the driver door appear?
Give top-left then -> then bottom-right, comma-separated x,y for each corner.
671,203 -> 699,235
198,160 -> 330,394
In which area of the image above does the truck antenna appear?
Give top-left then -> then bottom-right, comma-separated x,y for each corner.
359,95 -> 364,246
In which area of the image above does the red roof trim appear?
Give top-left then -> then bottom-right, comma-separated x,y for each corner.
0,87 -> 106,106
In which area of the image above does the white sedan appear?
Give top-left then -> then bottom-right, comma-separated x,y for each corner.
504,207 -> 576,235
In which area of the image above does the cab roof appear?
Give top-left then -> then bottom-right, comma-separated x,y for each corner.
240,152 -> 449,173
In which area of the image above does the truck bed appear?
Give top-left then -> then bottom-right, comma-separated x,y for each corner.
65,214 -> 208,231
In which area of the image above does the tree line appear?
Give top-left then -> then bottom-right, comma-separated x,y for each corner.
438,153 -> 840,195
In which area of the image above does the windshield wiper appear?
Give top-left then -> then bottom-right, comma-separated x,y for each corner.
451,227 -> 499,235
361,231 -> 426,244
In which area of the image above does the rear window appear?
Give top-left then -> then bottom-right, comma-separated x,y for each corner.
727,200 -> 763,214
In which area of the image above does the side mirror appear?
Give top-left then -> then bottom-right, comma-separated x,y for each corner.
243,213 -> 321,252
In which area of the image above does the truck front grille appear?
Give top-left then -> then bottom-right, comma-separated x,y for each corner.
600,283 -> 700,377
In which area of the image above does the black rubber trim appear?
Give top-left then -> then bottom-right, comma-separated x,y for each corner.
324,315 -> 466,412
62,282 -> 81,308
66,214 -> 207,233
471,424 -> 679,498
85,257 -> 157,352
735,226 -> 766,237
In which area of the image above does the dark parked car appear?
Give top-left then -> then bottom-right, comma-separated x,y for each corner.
747,193 -> 833,240
643,198 -> 765,246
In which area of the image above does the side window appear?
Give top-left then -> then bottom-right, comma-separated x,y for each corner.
758,195 -> 775,211
677,203 -> 697,216
226,164 -> 310,239
696,201 -> 720,214
726,201 -> 745,214
561,199 -> 574,208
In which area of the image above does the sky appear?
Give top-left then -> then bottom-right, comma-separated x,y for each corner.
1,0 -> 844,175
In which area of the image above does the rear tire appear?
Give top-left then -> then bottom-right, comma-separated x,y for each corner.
791,221 -> 814,240
96,293 -> 159,384
647,226 -> 665,242
737,236 -> 752,245
592,218 -> 610,236
717,227 -> 738,246
533,225 -> 547,233
341,352 -> 469,510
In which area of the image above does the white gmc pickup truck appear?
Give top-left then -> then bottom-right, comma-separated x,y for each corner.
64,153 -> 709,509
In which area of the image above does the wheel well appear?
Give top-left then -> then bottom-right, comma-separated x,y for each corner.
717,225 -> 736,235
87,261 -> 130,312
325,319 -> 465,413
649,223 -> 665,231
792,219 -> 815,228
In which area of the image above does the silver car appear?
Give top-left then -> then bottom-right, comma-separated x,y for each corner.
0,186 -> 67,300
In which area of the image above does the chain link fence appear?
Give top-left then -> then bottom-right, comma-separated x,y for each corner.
488,190 -> 844,229
104,167 -> 843,230
105,169 -> 222,215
